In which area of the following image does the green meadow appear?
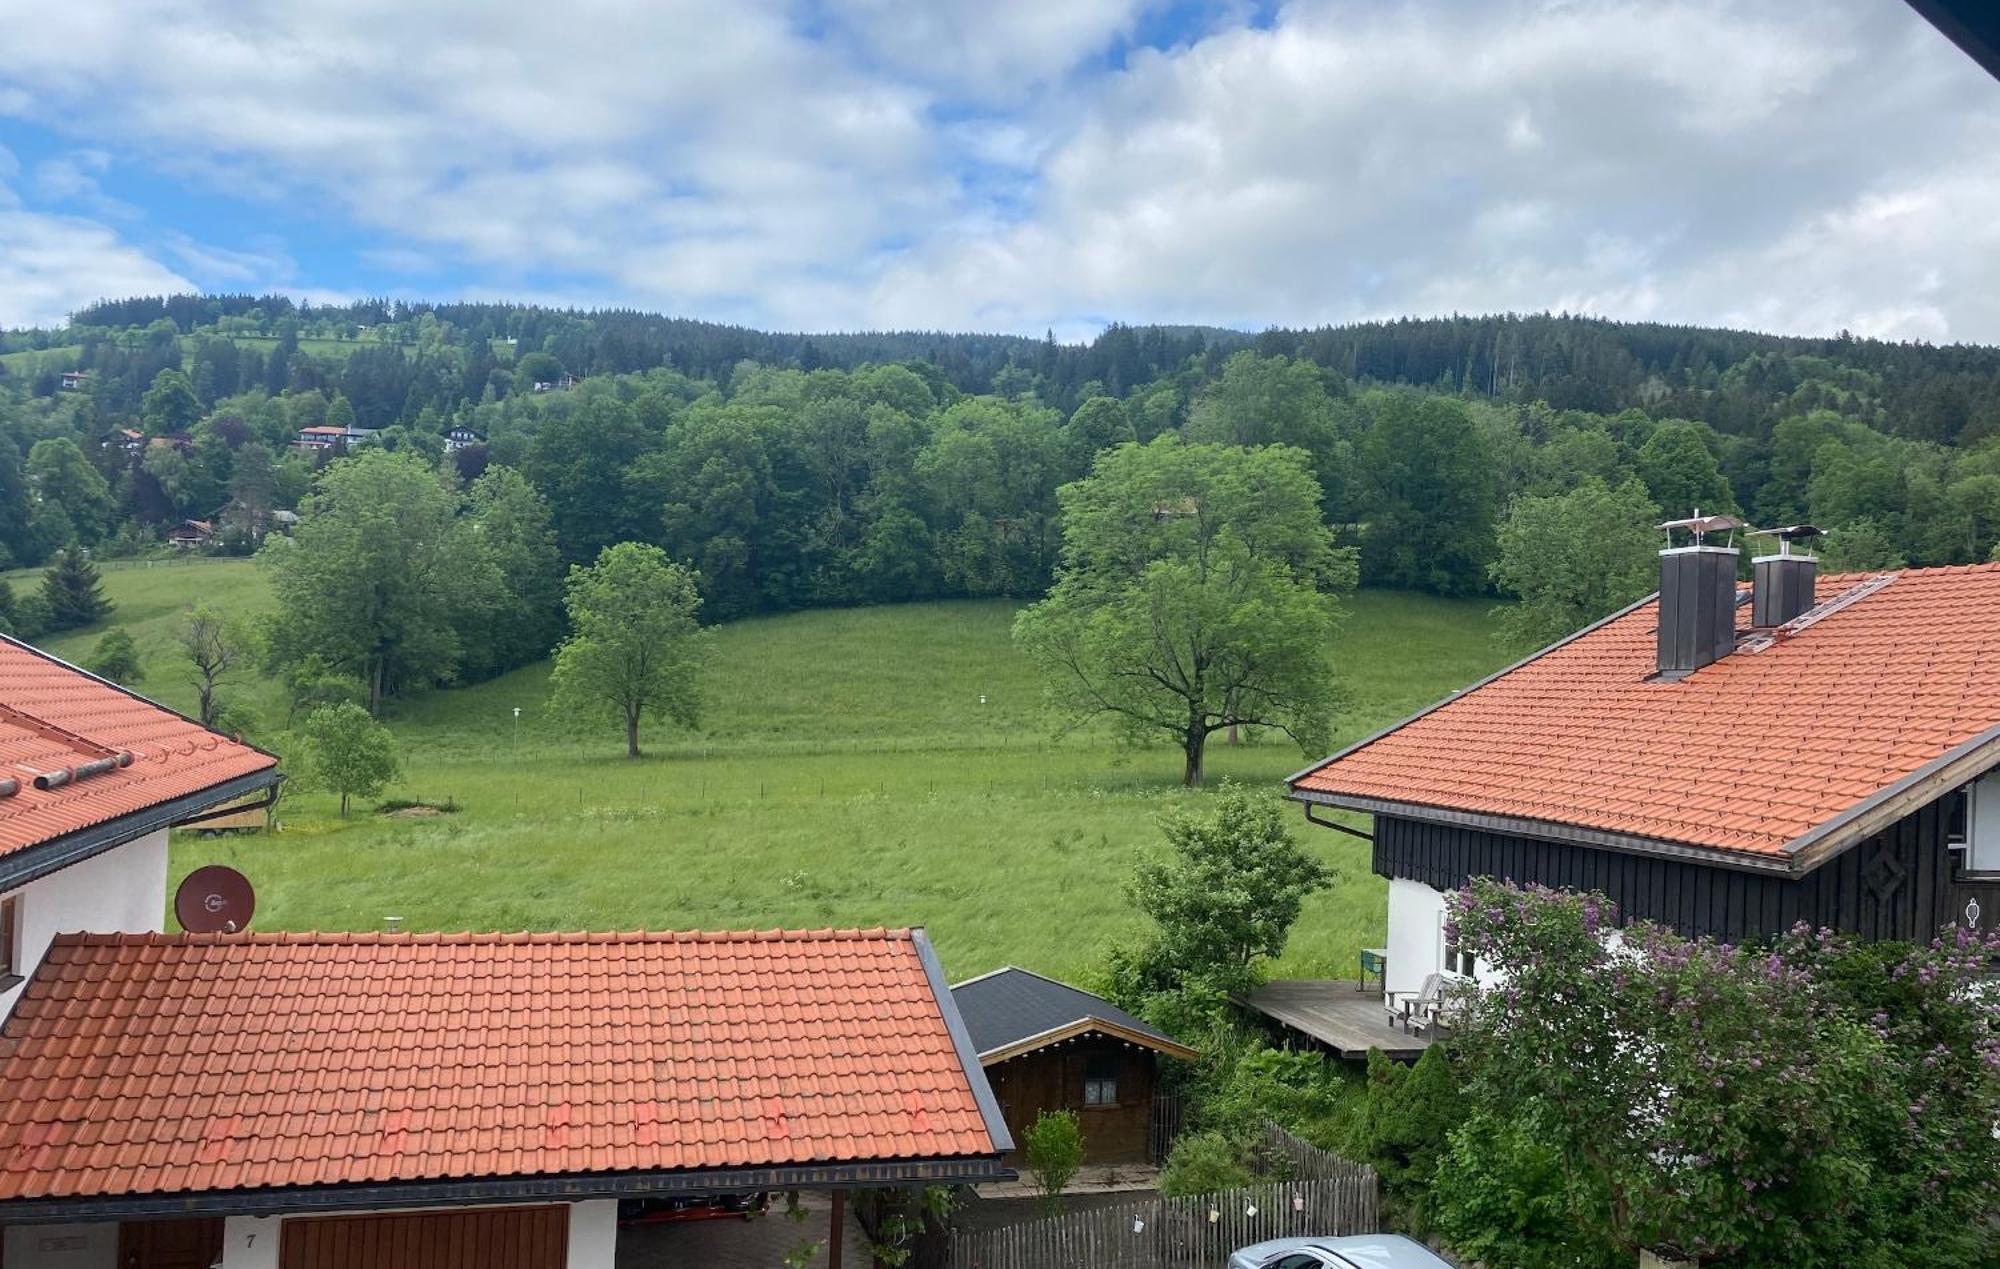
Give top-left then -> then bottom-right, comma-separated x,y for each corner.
10,559 -> 1510,982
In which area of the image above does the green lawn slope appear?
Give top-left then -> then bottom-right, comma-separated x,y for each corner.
8,558 -> 1511,981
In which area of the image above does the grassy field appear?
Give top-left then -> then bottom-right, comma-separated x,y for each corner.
0,345 -> 82,374
10,559 -> 1511,982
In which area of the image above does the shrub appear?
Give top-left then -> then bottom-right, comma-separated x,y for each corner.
1341,1046 -> 1462,1235
1158,1130 -> 1253,1197
1022,1109 -> 1084,1215
85,627 -> 144,685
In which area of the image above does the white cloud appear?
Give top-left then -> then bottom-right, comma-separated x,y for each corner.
0,194 -> 193,327
0,0 -> 1995,339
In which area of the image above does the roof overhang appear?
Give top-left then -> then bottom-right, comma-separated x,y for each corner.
1291,788 -> 1802,876
1906,0 -> 2000,81
912,929 -> 1016,1154
0,1154 -> 1013,1225
0,766 -> 282,893
978,1016 -> 1201,1066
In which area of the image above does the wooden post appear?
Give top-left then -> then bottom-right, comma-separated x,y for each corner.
828,1188 -> 845,1269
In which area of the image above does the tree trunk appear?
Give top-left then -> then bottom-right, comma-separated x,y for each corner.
368,659 -> 385,717
625,707 -> 642,759
1182,724 -> 1206,788
339,791 -> 350,818
198,681 -> 215,728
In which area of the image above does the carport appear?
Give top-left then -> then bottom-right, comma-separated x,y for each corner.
0,927 -> 1012,1268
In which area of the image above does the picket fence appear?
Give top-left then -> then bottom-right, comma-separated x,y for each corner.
947,1126 -> 1379,1269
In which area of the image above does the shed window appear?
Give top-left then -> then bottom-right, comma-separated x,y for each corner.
0,893 -> 19,984
1083,1054 -> 1119,1107
1946,788 -> 1970,846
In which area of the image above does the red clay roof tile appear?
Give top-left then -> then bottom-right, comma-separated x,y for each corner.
1291,563 -> 2000,859
1,636 -> 276,858
0,928 -> 1001,1202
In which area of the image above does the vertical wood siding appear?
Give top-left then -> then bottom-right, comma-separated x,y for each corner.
1373,801 -> 1978,942
278,1205 -> 568,1269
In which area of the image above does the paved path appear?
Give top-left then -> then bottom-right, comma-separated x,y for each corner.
616,1193 -> 871,1268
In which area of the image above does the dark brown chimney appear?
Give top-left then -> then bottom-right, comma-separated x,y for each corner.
1655,512 -> 1743,680
1748,525 -> 1822,628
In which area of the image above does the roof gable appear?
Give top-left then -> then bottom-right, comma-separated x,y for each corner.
0,636 -> 278,878
1291,563 -> 2000,867
0,928 -> 1007,1210
950,966 -> 1195,1062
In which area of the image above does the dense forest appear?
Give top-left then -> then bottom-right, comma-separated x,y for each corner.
3,295 -> 1998,689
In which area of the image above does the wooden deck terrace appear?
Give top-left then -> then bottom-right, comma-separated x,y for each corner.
1238,979 -> 1433,1061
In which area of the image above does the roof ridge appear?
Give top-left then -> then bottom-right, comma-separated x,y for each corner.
55,927 -> 917,947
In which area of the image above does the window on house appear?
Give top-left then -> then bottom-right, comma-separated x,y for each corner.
1946,788 -> 1970,847
1970,776 -> 2000,875
0,893 -> 19,985
1441,918 -> 1476,979
1082,1054 -> 1119,1107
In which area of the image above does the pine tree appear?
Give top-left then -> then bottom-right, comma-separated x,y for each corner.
41,548 -> 113,631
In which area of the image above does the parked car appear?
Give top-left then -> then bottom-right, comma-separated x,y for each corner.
1228,1233 -> 1455,1269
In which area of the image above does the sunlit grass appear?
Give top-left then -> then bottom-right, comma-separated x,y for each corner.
20,559 -> 1510,980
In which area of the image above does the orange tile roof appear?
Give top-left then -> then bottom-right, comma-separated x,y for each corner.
0,636 -> 277,862
1291,563 -> 2000,862
0,928 -> 1005,1204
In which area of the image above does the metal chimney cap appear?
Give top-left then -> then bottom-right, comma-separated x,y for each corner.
1658,512 -> 1745,535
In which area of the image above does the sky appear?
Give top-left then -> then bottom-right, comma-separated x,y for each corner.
0,0 -> 1996,342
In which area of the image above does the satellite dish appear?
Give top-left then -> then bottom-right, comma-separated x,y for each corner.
175,865 -> 255,934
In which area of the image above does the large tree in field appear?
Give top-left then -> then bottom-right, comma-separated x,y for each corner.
260,450 -> 500,714
178,603 -> 246,727
1356,393 -> 1497,596
1489,478 -> 1660,652
550,543 -> 709,758
1013,438 -> 1355,787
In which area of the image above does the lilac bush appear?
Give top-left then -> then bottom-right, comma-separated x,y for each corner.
1434,879 -> 1999,1267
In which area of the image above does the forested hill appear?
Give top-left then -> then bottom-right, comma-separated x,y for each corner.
3,294 -> 1999,685
9,295 -> 1999,439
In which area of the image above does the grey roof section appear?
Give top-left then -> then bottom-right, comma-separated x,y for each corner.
949,966 -> 1181,1057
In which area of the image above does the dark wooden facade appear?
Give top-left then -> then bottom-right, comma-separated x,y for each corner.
1375,798 -> 1999,944
278,1205 -> 568,1269
983,1036 -> 1157,1167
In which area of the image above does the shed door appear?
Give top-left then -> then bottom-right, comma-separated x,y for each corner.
280,1205 -> 569,1269
118,1219 -> 226,1268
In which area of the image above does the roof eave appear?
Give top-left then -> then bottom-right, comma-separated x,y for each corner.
1291,788 -> 1802,877
978,1016 -> 1202,1066
0,766 -> 282,893
0,1154 -> 1015,1225
913,928 -> 1016,1155
1782,721 -> 2000,872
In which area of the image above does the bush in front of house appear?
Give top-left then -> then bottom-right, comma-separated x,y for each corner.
1429,878 -> 2000,1269
1158,1130 -> 1255,1197
1022,1108 -> 1084,1216
1339,1047 -> 1462,1238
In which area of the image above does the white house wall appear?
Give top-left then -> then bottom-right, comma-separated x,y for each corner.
1384,877 -> 1445,999
1383,875 -> 1497,1002
1,829 -> 169,1019
0,1221 -> 120,1269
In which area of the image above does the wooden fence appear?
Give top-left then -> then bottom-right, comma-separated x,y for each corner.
948,1126 -> 1378,1269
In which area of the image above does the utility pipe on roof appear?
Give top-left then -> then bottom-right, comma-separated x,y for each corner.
31,751 -> 133,791
1304,802 -> 1374,842
0,776 -> 17,798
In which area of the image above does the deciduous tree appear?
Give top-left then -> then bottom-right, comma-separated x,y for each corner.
550,543 -> 709,758
260,449 -> 501,713
1489,478 -> 1660,651
178,603 -> 246,727
1014,439 -> 1353,786
85,626 -> 143,685
297,702 -> 399,817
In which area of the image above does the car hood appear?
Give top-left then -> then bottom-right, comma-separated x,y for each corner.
1228,1233 -> 1450,1268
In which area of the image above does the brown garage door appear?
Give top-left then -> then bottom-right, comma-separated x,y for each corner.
280,1205 -> 568,1269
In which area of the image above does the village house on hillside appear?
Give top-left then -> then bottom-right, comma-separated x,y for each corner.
443,424 -> 485,453
293,424 -> 379,451
1254,520 -> 2000,1056
0,637 -> 1011,1269
952,967 -> 1197,1169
